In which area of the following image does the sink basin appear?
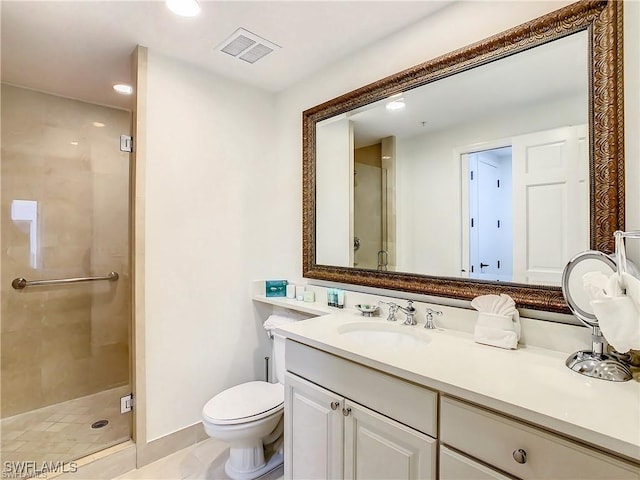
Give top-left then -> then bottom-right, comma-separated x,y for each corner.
337,321 -> 431,349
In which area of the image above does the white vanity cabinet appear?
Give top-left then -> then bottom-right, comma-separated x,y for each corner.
273,312 -> 640,480
285,373 -> 436,480
284,340 -> 438,480
440,396 -> 639,480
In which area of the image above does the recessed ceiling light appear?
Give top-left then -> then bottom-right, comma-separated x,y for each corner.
70,141 -> 79,146
113,84 -> 133,95
386,99 -> 406,111
92,122 -> 105,128
166,0 -> 200,17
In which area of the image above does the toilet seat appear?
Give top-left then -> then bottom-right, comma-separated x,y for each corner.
203,381 -> 284,426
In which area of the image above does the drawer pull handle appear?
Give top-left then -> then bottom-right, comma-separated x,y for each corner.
512,449 -> 527,464
342,407 -> 352,416
330,402 -> 340,411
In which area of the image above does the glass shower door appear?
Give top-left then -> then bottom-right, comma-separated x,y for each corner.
0,83 -> 132,474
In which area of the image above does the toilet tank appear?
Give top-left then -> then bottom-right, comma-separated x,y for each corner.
272,333 -> 286,384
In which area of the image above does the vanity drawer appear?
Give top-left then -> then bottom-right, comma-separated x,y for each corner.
440,446 -> 516,480
286,339 -> 437,437
440,396 -> 639,480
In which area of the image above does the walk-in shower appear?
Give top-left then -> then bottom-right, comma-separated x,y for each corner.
0,84 -> 132,472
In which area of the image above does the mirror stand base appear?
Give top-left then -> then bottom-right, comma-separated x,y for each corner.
565,351 -> 632,382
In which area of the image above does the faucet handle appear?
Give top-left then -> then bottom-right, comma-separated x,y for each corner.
379,301 -> 399,322
424,308 -> 442,329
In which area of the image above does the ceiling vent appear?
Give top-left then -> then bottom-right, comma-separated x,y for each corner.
216,28 -> 280,64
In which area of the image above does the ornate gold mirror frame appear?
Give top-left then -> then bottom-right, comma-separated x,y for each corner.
302,0 -> 624,313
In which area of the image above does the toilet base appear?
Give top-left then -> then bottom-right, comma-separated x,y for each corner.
224,450 -> 283,480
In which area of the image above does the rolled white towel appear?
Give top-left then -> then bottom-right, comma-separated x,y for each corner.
263,314 -> 296,332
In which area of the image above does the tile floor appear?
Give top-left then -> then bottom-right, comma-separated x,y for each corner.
0,385 -> 132,470
115,439 -> 284,480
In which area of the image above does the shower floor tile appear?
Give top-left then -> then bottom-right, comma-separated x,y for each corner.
0,385 -> 132,475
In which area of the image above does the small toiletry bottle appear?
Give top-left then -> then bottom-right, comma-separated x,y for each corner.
295,285 -> 305,301
337,289 -> 345,309
303,291 -> 315,302
286,284 -> 296,299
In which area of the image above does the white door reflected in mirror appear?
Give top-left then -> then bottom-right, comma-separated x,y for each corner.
460,125 -> 588,286
464,146 -> 513,283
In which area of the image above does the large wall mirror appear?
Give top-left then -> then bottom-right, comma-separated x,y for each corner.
302,0 -> 624,313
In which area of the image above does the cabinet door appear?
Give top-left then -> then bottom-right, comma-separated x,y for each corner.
440,446 -> 517,480
344,400 -> 437,480
284,372 -> 343,480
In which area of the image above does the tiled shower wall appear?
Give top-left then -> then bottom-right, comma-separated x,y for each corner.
1,84 -> 131,417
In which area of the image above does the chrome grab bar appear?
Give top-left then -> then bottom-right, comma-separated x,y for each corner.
11,271 -> 119,290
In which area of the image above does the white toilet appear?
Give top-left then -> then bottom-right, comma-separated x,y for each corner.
202,326 -> 287,480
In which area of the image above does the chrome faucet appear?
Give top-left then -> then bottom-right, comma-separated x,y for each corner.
379,301 -> 400,322
379,300 -> 417,325
424,308 -> 442,329
398,300 -> 417,325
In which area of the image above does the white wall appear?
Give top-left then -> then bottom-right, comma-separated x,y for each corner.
144,51 -> 296,441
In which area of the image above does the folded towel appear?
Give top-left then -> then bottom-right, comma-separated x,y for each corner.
470,294 -> 500,313
471,294 -> 520,348
263,314 -> 296,332
622,272 -> 640,311
471,294 -> 516,317
476,312 -> 514,330
591,297 -> 640,353
474,324 -> 518,350
583,271 -> 623,299
582,270 -> 640,353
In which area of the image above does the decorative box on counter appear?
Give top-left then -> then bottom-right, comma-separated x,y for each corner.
265,280 -> 288,297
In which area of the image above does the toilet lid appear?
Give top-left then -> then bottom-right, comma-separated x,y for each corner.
202,381 -> 284,425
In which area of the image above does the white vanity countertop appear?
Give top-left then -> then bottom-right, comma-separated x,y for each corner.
276,311 -> 640,463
